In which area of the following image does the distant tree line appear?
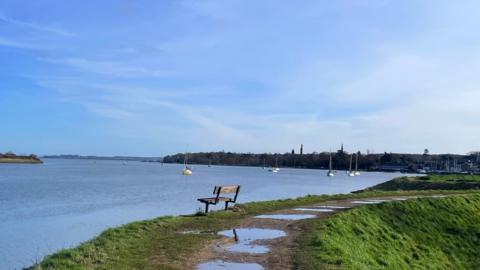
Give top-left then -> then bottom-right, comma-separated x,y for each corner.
0,152 -> 41,161
163,149 -> 480,172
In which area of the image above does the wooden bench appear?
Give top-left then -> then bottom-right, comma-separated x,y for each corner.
197,185 -> 240,213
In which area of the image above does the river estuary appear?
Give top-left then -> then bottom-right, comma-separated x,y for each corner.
0,158 -> 409,269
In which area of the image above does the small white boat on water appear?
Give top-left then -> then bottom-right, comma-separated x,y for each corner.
182,167 -> 193,175
269,157 -> 280,173
354,153 -> 361,176
327,152 -> 335,177
268,167 -> 280,173
182,152 -> 193,175
347,154 -> 355,176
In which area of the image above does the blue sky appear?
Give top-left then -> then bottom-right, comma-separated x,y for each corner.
1,0 -> 479,156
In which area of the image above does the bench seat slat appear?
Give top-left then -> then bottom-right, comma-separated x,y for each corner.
197,197 -> 233,203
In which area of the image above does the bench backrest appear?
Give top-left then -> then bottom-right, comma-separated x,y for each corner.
213,185 -> 240,202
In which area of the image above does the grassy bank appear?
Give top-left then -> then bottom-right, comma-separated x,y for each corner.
0,157 -> 43,164
29,189 -> 475,270
295,193 -> 480,270
363,174 -> 480,192
30,173 -> 480,270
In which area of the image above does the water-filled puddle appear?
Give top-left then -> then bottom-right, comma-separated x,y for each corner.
392,198 -> 408,201
351,200 -> 382,204
255,214 -> 316,220
293,208 -> 334,212
218,228 -> 286,254
197,260 -> 263,270
318,205 -> 351,209
368,199 -> 390,203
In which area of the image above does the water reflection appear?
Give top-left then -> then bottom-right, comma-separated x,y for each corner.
293,208 -> 334,212
197,260 -> 263,270
318,205 -> 351,209
218,228 -> 286,254
254,214 -> 316,220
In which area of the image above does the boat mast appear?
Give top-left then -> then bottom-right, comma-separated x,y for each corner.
349,154 -> 353,173
355,153 -> 358,172
329,153 -> 333,172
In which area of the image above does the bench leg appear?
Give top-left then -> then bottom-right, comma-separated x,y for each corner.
225,202 -> 229,210
205,203 -> 210,213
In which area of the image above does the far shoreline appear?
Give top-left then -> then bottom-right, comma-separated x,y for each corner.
0,157 -> 43,164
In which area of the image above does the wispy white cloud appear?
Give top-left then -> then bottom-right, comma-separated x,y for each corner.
41,58 -> 174,78
349,89 -> 480,154
0,14 -> 75,37
0,36 -> 35,49
4,1 -> 480,155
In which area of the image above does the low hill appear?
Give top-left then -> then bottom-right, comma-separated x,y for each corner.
297,194 -> 480,270
363,174 -> 480,192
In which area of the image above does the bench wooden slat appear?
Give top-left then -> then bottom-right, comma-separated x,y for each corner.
213,185 -> 239,194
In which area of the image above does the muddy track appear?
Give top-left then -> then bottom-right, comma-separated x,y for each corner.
193,194 -> 455,270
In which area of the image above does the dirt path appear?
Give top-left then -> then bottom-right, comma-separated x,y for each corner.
193,194 -> 451,270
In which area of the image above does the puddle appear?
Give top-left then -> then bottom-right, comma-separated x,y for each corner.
254,214 -> 316,220
318,205 -> 351,209
431,195 -> 447,198
218,228 -> 286,254
293,208 -> 334,212
392,198 -> 408,201
197,260 -> 263,270
368,199 -> 390,203
350,200 -> 382,204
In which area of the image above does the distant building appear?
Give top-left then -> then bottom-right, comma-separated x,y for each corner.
337,144 -> 344,154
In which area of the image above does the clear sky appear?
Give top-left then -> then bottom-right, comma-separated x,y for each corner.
1,0 -> 479,156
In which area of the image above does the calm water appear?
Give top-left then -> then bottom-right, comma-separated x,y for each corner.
0,158 -> 408,269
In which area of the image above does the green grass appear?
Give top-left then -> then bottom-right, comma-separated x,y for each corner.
296,194 -> 480,270
30,178 -> 480,270
27,191 -> 439,269
32,216 -> 228,270
363,174 -> 480,192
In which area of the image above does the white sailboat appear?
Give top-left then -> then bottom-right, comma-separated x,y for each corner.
269,157 -> 280,173
354,153 -> 361,176
327,152 -> 335,177
182,153 -> 193,175
347,154 -> 355,176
